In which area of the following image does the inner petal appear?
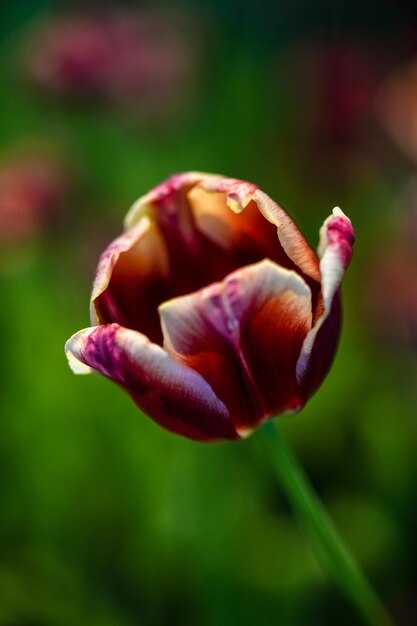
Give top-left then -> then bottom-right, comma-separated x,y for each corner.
144,182 -> 311,306
159,259 -> 312,433
188,187 -> 286,266
144,183 -> 241,296
97,178 -> 319,347
188,186 -> 322,309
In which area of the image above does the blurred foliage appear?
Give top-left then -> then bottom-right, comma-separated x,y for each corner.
1,1 -> 417,625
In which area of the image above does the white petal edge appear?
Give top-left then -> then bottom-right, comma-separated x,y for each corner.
65,329 -> 94,374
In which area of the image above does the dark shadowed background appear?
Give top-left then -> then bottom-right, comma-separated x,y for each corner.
1,1 -> 417,624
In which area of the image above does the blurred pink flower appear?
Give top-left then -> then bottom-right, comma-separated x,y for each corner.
378,60 -> 417,162
277,40 -> 389,184
0,151 -> 71,244
66,172 -> 354,441
313,43 -> 377,145
25,8 -> 197,117
27,16 -> 112,97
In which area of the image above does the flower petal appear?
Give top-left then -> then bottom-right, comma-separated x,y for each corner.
125,173 -> 321,290
296,208 -> 355,396
187,182 -> 287,267
159,259 -> 312,435
65,324 -> 237,441
253,189 -> 321,282
91,215 -> 170,344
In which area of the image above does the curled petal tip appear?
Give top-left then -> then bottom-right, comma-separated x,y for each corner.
200,177 -> 258,213
318,208 -> 355,270
235,425 -> 255,438
65,329 -> 94,374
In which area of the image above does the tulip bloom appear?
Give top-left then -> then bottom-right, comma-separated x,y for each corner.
66,173 -> 354,441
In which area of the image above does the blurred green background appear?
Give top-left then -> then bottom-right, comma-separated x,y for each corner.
1,1 -> 417,624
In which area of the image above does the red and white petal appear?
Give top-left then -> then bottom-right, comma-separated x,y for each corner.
91,215 -> 170,344
65,324 -> 237,441
296,208 -> 355,395
159,260 -> 312,434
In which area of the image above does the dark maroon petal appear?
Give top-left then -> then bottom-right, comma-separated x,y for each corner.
296,208 -> 355,398
160,260 -> 312,435
65,324 -> 238,441
298,294 -> 342,399
91,215 -> 170,344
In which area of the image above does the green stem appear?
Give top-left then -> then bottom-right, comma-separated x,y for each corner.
259,420 -> 395,626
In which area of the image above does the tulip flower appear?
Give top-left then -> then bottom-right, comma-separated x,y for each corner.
65,174 -> 397,624
66,172 -> 354,441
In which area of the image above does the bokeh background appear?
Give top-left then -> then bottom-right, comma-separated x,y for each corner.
1,1 -> 417,624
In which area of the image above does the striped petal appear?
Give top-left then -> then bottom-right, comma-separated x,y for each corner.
296,208 -> 355,397
159,259 -> 312,435
65,324 -> 237,441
